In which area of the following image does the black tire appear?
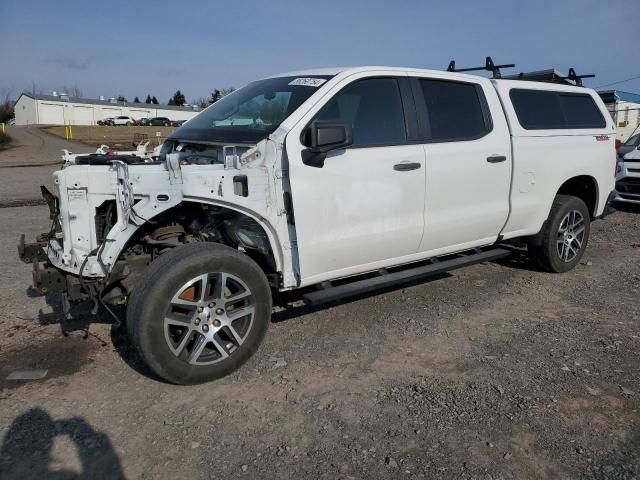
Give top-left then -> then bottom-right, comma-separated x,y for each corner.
528,195 -> 591,273
126,243 -> 272,384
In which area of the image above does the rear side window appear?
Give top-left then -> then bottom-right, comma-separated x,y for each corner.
418,79 -> 491,141
315,78 -> 406,147
510,89 -> 606,130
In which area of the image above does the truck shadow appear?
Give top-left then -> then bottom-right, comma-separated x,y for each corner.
0,408 -> 125,479
29,289 -> 162,383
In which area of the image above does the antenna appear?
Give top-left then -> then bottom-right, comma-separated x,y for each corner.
446,56 -> 515,79
560,68 -> 595,87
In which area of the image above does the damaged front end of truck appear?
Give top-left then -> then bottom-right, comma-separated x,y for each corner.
18,131 -> 299,321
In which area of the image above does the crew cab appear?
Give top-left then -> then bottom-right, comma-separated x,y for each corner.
19,65 -> 617,384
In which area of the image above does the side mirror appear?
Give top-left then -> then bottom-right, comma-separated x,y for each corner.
308,121 -> 353,153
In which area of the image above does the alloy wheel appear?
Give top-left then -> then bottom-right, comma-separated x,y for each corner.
556,209 -> 585,262
163,272 -> 254,365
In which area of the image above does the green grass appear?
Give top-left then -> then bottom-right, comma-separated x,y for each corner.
43,125 -> 176,148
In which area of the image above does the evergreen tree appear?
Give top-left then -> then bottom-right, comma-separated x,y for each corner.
116,95 -> 127,102
151,96 -> 159,104
171,90 -> 186,107
133,96 -> 140,103
145,95 -> 152,104
209,89 -> 222,104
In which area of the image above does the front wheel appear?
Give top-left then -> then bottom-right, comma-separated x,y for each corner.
528,195 -> 591,273
126,243 -> 272,384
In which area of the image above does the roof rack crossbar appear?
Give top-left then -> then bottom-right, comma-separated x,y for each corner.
559,67 -> 595,87
446,56 -> 515,79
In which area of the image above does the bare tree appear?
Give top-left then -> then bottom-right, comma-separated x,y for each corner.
27,81 -> 42,96
191,97 -> 210,108
208,87 -> 235,105
57,85 -> 83,98
0,86 -> 15,123
0,86 -> 14,103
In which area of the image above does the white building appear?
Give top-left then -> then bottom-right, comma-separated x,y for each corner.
14,92 -> 202,126
597,90 -> 640,141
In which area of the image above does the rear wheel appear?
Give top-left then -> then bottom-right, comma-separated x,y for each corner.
528,195 -> 590,273
126,243 -> 272,384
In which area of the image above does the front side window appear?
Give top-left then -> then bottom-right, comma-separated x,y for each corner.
313,78 -> 406,147
510,89 -> 605,130
173,76 -> 332,144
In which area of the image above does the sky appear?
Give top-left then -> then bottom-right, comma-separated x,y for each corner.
1,0 -> 639,104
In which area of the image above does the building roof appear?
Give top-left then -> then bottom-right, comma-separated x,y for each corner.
18,92 -> 201,112
597,90 -> 640,104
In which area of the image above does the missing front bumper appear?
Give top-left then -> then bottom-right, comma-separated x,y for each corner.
18,234 -> 87,300
17,233 -> 49,264
18,236 -> 65,295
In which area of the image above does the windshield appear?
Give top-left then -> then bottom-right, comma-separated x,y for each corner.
624,133 -> 640,146
170,75 -> 333,144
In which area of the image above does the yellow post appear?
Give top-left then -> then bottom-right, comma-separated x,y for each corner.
1,123 -> 5,134
69,124 -> 73,140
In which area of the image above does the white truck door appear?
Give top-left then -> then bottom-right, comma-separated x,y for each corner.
285,76 -> 426,286
411,76 -> 512,254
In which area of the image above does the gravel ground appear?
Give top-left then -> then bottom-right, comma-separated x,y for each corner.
0,200 -> 638,479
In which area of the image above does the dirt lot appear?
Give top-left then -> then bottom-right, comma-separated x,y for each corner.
0,133 -> 639,478
44,125 -> 176,148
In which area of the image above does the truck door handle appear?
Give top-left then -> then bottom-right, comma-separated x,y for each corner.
486,155 -> 507,163
393,162 -> 422,171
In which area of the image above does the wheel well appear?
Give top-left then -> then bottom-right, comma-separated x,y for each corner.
557,176 -> 598,218
117,202 -> 280,289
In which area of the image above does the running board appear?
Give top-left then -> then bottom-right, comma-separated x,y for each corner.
302,248 -> 511,306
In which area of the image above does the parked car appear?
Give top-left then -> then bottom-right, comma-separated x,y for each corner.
148,117 -> 172,126
618,131 -> 640,159
111,116 -> 136,126
97,117 -> 114,126
137,118 -> 151,126
615,147 -> 640,204
20,65 -> 616,385
172,119 -> 187,127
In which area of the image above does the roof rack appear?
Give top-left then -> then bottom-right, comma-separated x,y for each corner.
446,56 -> 515,79
559,68 -> 595,87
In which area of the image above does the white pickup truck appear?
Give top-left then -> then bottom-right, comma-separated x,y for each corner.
19,64 -> 617,384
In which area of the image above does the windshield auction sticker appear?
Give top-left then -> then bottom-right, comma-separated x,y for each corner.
288,78 -> 327,87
